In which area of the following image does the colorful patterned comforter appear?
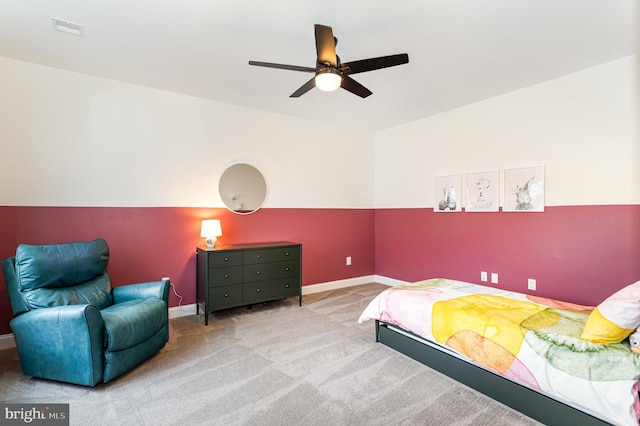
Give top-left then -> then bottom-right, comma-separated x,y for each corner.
358,279 -> 640,425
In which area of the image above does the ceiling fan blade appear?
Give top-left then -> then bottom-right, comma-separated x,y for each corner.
341,53 -> 409,75
341,75 -> 372,98
314,24 -> 337,66
249,61 -> 315,73
290,78 -> 316,97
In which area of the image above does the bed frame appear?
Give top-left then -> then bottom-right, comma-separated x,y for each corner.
375,320 -> 611,426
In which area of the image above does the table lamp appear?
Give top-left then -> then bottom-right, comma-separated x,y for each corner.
200,219 -> 222,248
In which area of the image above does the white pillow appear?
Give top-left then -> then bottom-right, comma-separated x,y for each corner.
581,280 -> 640,344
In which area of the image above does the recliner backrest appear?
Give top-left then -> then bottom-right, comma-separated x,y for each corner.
10,238 -> 113,313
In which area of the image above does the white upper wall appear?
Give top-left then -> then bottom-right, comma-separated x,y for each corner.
0,57 -> 374,208
2,55 -> 638,210
374,55 -> 640,208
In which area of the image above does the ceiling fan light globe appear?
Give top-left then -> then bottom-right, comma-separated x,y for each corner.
315,71 -> 342,91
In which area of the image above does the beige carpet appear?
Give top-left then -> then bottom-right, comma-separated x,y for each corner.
0,283 -> 540,425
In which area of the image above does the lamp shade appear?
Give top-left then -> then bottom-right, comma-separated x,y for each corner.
200,220 -> 222,238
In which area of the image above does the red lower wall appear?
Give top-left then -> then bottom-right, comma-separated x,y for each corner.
0,207 -> 375,334
375,205 -> 640,306
2,205 -> 638,335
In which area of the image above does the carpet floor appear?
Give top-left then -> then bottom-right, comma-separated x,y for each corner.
0,283 -> 540,425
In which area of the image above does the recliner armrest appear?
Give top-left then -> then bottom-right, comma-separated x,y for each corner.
113,280 -> 170,304
12,303 -> 104,332
2,257 -> 29,315
10,304 -> 105,386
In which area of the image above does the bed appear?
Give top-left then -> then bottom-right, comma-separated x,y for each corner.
358,278 -> 640,426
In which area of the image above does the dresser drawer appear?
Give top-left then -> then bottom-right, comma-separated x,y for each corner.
208,251 -> 243,268
243,278 -> 299,302
243,246 -> 300,265
209,285 -> 242,309
208,266 -> 242,286
242,260 -> 299,283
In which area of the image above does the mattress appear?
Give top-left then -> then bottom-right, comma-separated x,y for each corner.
358,278 -> 640,425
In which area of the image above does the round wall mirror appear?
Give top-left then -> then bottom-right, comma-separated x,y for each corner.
218,163 -> 268,214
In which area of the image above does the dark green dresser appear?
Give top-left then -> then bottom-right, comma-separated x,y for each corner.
196,242 -> 302,325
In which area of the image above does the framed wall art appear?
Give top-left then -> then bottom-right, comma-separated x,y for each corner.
434,174 -> 462,212
503,165 -> 545,212
466,170 -> 499,212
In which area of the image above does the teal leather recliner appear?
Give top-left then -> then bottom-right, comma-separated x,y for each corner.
1,238 -> 170,386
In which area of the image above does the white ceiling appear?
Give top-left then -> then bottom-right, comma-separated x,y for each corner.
0,0 -> 638,132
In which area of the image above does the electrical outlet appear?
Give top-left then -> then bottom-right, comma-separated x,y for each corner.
528,278 -> 536,291
491,273 -> 499,284
346,256 -> 352,266
481,271 -> 488,282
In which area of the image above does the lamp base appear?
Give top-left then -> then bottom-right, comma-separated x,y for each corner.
205,236 -> 217,248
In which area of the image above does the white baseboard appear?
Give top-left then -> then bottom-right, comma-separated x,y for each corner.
302,275 -> 379,294
169,304 -> 197,319
0,333 -> 15,351
373,275 -> 409,287
0,275 -> 405,349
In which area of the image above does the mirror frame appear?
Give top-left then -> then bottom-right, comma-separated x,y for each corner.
218,163 -> 268,215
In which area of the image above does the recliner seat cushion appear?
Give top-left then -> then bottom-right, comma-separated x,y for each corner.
101,297 -> 168,352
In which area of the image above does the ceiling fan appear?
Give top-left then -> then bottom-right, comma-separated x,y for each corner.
249,24 -> 409,98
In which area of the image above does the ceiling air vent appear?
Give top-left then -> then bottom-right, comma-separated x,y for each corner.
51,17 -> 84,37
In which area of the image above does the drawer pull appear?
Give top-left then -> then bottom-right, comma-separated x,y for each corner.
256,288 -> 261,292
224,293 -> 229,297
285,252 -> 289,256
224,274 -> 229,278
285,284 -> 290,288
224,257 -> 229,262
256,271 -> 261,275
285,267 -> 290,271
257,254 -> 261,258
